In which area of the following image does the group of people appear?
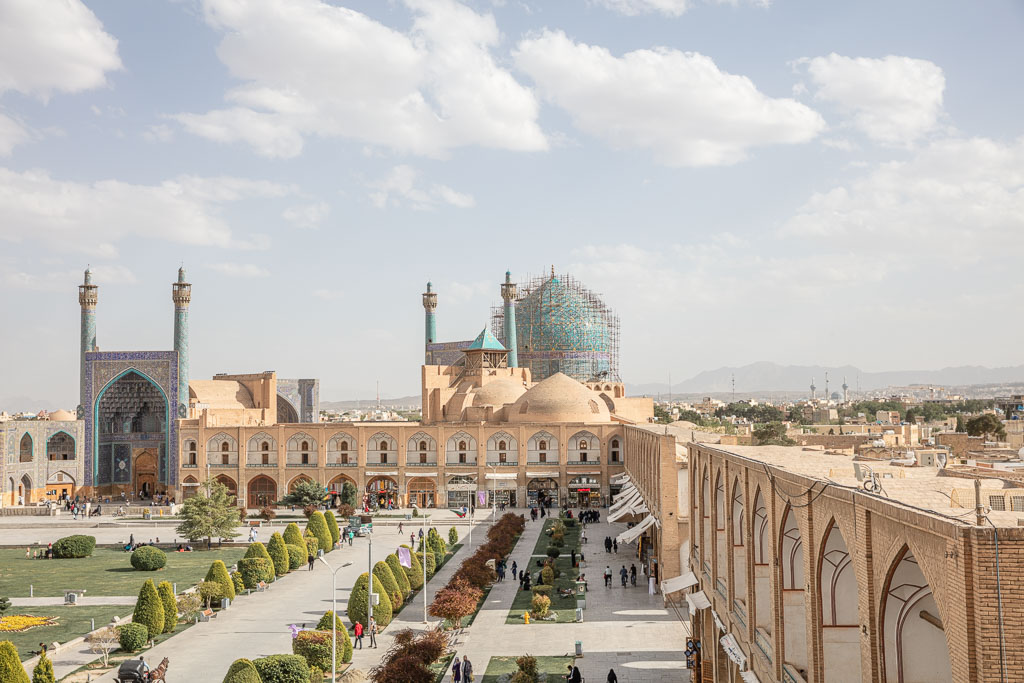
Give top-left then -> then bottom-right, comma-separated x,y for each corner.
449,655 -> 474,682
122,534 -> 161,552
352,616 -> 379,649
603,536 -> 619,554
578,509 -> 600,524
602,564 -> 638,588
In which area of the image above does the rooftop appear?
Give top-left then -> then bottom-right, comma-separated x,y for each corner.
465,327 -> 506,351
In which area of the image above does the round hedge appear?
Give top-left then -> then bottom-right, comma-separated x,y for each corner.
252,654 -> 310,683
283,522 -> 304,547
373,561 -> 402,609
205,559 -> 236,600
130,546 -> 167,571
243,541 -> 273,564
238,558 -> 273,589
315,611 -> 353,663
52,534 -> 96,559
222,658 -> 261,683
286,543 -> 306,570
347,572 -> 392,629
267,532 -> 290,577
118,623 -> 148,653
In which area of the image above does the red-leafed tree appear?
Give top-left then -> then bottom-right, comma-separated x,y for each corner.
428,578 -> 482,629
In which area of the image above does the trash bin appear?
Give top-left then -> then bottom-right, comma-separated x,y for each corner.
575,640 -> 583,655
575,608 -> 583,623
221,598 -> 230,609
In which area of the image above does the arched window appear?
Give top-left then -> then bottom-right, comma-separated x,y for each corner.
610,438 -> 621,463
221,442 -> 229,452
19,434 -> 32,463
261,441 -> 269,465
341,440 -> 349,451
459,440 -> 467,451
188,441 -> 197,465
301,440 -> 309,451
261,441 -> 269,451
539,440 -> 547,451
419,441 -> 427,451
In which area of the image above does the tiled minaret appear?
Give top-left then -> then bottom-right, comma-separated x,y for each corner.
78,267 -> 98,415
172,267 -> 191,416
501,270 -> 518,367
423,281 -> 437,364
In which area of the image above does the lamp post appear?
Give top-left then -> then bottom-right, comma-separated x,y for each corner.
422,509 -> 428,624
316,558 -> 352,682
486,464 -> 497,526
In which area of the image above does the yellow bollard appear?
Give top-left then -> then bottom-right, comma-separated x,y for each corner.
524,612 -> 530,624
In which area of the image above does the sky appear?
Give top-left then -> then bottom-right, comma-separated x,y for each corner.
1,0 -> 1023,407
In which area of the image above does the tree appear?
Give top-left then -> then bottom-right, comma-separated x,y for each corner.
369,628 -> 448,683
157,581 -> 177,633
0,643 -> 28,683
88,626 -> 119,667
306,511 -> 333,554
175,480 -> 241,544
0,596 -> 10,616
222,658 -> 262,683
753,422 -> 795,446
324,512 -> 341,547
32,650 -> 54,683
347,572 -> 393,629
279,480 -> 328,507
315,611 -> 354,664
966,413 -> 1006,440
198,580 -> 225,609
401,546 -> 424,590
266,533 -> 290,577
373,560 -> 403,609
385,553 -> 411,597
653,404 -> 672,424
956,415 -> 967,433
448,527 -> 459,546
340,481 -> 358,507
428,578 -> 481,629
282,522 -> 304,547
133,579 -> 165,643
205,559 -> 236,600
176,592 -> 202,624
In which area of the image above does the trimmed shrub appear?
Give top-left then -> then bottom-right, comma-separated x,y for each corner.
541,565 -> 554,586
303,531 -> 319,559
244,541 -> 273,566
286,543 -> 306,570
253,654 -> 310,683
292,630 -> 345,673
157,581 -> 177,633
373,561 -> 403,610
325,512 -> 341,547
0,641 -> 29,683
564,519 -> 577,528
223,658 -> 261,683
283,522 -> 304,547
448,526 -> 459,546
306,512 -> 333,554
546,546 -> 561,560
231,571 -> 245,595
267,532 -> 290,577
385,553 -> 411,597
347,572 -> 393,629
199,580 -> 225,609
238,558 -> 273,588
400,546 -> 424,590
310,667 -> 323,682
530,594 -> 550,618
117,622 -> 148,653
130,546 -> 167,571
531,585 -> 553,597
32,650 -> 55,683
418,551 -> 436,579
205,560 -> 237,600
51,534 -> 95,559
315,611 -> 353,663
132,579 -> 165,642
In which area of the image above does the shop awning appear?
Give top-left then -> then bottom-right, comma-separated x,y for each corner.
616,513 -> 656,544
526,471 -> 558,478
406,472 -> 437,477
608,500 -> 648,522
685,590 -> 711,614
612,483 -> 637,503
740,671 -> 761,683
484,472 -> 518,480
661,571 -> 698,595
610,472 -> 631,485
720,634 -> 746,667
610,488 -> 639,510
366,471 -> 399,476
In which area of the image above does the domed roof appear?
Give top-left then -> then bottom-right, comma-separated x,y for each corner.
49,409 -> 76,422
471,378 -> 526,407
508,372 -> 611,423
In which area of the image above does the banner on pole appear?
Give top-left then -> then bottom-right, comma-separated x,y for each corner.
398,546 -> 412,568
477,490 -> 487,506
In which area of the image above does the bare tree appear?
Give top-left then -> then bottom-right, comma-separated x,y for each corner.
88,626 -> 119,667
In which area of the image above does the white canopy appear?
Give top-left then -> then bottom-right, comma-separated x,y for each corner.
720,634 -> 746,667
610,472 -> 631,485
609,490 -> 640,513
612,483 -> 637,504
616,513 -> 656,544
608,494 -> 647,522
661,572 -> 698,595
740,670 -> 761,683
484,472 -> 518,480
685,590 -> 711,614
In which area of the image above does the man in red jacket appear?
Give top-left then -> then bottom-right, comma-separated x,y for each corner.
353,620 -> 364,649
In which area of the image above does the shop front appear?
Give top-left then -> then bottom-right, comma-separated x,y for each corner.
527,477 -> 558,508
406,476 -> 437,508
366,474 -> 399,509
568,476 -> 602,507
484,474 -> 518,508
446,475 -> 477,509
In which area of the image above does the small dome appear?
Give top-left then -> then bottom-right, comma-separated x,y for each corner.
471,378 -> 526,407
49,409 -> 76,422
508,372 -> 611,423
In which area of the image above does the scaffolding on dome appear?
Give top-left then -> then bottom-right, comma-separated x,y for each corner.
490,270 -> 620,383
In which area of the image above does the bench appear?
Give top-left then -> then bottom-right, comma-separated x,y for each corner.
199,609 -> 216,622
257,581 -> 268,592
64,589 -> 87,605
248,520 -> 262,528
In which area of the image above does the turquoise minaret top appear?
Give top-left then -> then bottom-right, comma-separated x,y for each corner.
501,270 -> 518,367
423,281 -> 437,364
78,267 -> 98,415
172,267 -> 191,416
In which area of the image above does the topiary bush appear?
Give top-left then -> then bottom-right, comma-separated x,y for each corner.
205,560 -> 236,600
347,572 -> 393,629
373,561 -> 402,610
267,532 -> 290,577
418,551 -> 436,579
32,649 -> 54,683
231,571 -> 245,595
546,546 -> 561,560
283,522 -> 304,547
244,541 -> 273,565
385,553 -> 411,597
286,543 -> 306,571
530,594 -> 550,618
130,546 -> 167,571
238,558 -> 273,588
531,585 -> 553,597
157,581 -> 177,633
132,579 -> 165,642
315,611 -> 353,663
222,658 -> 261,683
448,526 -> 459,546
324,512 -> 341,548
0,641 -> 29,683
400,546 -> 424,590
117,622 -> 148,653
252,654 -> 310,683
303,532 -> 319,560
51,534 -> 95,559
541,565 -> 554,586
305,512 -> 333,554
292,630 -> 343,673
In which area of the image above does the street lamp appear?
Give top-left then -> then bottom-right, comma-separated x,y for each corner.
486,464 -> 497,526
317,558 -> 353,682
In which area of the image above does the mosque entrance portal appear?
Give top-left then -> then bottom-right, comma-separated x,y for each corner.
134,450 -> 157,498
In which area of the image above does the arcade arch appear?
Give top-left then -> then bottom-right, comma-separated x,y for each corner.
882,547 -> 952,683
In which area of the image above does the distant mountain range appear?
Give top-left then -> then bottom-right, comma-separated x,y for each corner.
626,361 -> 1024,396
320,395 -> 422,411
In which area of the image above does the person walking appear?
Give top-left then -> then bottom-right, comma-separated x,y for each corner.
565,663 -> 582,683
462,656 -> 474,682
369,616 -> 378,648
604,565 -> 612,588
613,538 -> 618,553
452,655 -> 462,683
308,553 -> 316,571
398,522 -> 404,535
353,621 -> 364,649
511,560 -> 517,577
607,669 -> 618,682
571,549 -> 577,568
630,564 -> 637,587
604,536 -> 612,553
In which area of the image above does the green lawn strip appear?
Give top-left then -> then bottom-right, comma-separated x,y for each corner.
481,655 -> 574,683
529,518 -> 582,557
0,548 -> 247,598
506,556 -> 579,624
2,604 -> 130,661
430,652 -> 455,683
59,621 -> 196,677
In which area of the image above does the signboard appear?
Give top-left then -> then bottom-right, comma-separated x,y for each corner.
719,633 -> 746,667
447,484 -> 478,492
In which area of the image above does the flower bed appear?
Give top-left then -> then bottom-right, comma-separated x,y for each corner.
0,615 -> 58,632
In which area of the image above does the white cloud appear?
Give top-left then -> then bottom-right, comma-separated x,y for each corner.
176,0 -> 546,158
514,31 -> 824,166
0,169 -> 293,257
2,264 -> 136,291
368,165 -> 475,210
208,263 -> 270,278
0,113 -> 29,156
0,0 -> 121,100
312,288 -> 344,300
142,124 -> 174,143
282,201 -> 330,229
800,53 -> 945,145
781,137 -> 1024,264
594,0 -> 770,17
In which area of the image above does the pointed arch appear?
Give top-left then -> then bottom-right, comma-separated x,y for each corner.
780,505 -> 808,672
367,432 -> 397,465
247,474 -> 277,508
20,474 -> 33,504
819,519 -> 862,682
753,487 -> 768,564
568,430 -> 599,463
446,431 -> 477,465
527,431 -> 557,464
247,432 -> 277,466
406,432 -> 437,465
93,367 -> 169,487
214,474 -> 237,498
327,432 -> 356,464
19,433 -> 33,462
486,431 -> 518,464
731,476 -> 748,615
286,431 -> 317,465
46,431 -> 76,461
206,432 -> 238,465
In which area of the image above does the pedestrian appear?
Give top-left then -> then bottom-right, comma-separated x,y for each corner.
604,565 -> 612,588
398,522 -> 403,535
620,565 -> 628,588
607,669 -> 618,683
369,616 -> 378,648
571,549 -> 577,568
566,663 -> 582,683
410,533 -> 415,546
418,528 -> 424,539
511,560 -> 518,577
604,537 -> 612,553
308,553 -> 315,571
630,564 -> 637,587
649,574 -> 656,595
353,621 -> 364,649
349,530 -> 354,547
452,655 -> 462,683
462,656 -> 474,682
613,539 -> 618,553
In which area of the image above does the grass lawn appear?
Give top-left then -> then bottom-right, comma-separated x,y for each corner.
1,604 -> 130,660
507,519 -> 582,624
430,652 -> 455,683
0,547 -> 247,597
529,517 -> 581,556
59,622 -> 197,680
481,655 -> 574,683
